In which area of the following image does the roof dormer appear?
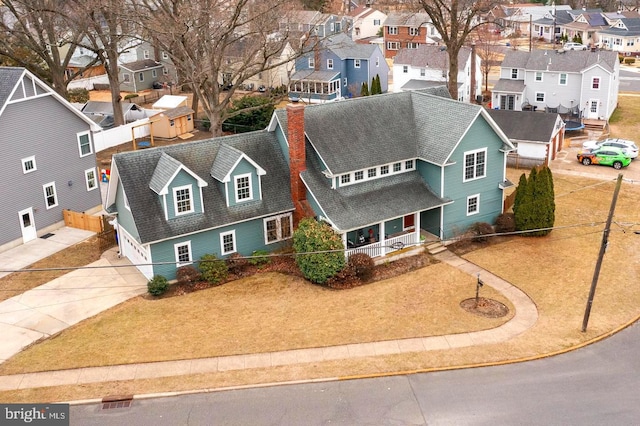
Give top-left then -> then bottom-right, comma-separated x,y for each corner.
211,143 -> 266,207
150,152 -> 208,220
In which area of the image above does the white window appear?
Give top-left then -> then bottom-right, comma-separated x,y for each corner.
559,73 -> 567,85
592,77 -> 600,89
85,168 -> 98,191
374,19 -> 380,25
123,73 -> 131,82
405,159 -> 414,170
354,59 -> 361,68
387,42 -> 399,50
22,156 -> 36,174
376,57 -> 380,67
152,70 -> 157,78
264,213 -> 293,244
467,194 -> 480,216
368,168 -> 377,178
536,92 -> 545,102
341,174 -> 351,185
220,230 -> 236,255
174,241 -> 192,266
403,65 -> 408,74
463,149 -> 486,181
162,51 -> 169,60
308,57 -> 315,68
535,72 -> 542,82
173,185 -> 193,215
343,77 -> 347,87
393,162 -> 402,172
143,50 -> 150,59
388,26 -> 398,35
327,59 -> 333,69
511,68 -> 518,79
43,182 -> 58,209
163,67 -> 169,75
330,22 -> 334,32
420,68 -> 426,77
407,42 -> 420,49
138,72 -> 144,82
380,165 -> 389,175
235,173 -> 252,202
77,131 -> 92,157
354,170 -> 364,181
409,27 -> 420,36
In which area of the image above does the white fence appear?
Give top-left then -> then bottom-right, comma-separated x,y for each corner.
346,232 -> 419,259
93,118 -> 151,152
67,75 -> 109,91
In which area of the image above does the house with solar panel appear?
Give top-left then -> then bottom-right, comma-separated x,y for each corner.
105,91 -> 513,280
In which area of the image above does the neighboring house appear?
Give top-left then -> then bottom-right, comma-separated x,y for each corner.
0,67 -> 103,253
349,6 -> 387,40
383,12 -> 440,59
530,6 -> 576,43
119,40 -> 179,87
240,40 -> 297,90
288,32 -> 389,101
486,3 -> 572,38
81,101 -> 146,129
487,110 -> 565,167
598,13 -> 640,55
118,59 -> 165,93
148,107 -> 195,139
106,91 -> 514,280
557,9 -> 609,47
491,49 -> 619,121
392,45 -> 482,103
280,10 -> 353,39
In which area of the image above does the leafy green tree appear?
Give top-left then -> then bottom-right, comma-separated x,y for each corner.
360,82 -> 369,97
223,95 -> 275,133
293,218 -> 345,285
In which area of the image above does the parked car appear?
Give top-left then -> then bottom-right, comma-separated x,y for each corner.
564,42 -> 587,51
582,138 -> 638,159
577,147 -> 631,170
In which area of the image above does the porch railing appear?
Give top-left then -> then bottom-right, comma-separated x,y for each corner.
345,232 -> 419,259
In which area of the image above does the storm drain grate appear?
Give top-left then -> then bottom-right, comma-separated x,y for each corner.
101,395 -> 133,410
40,233 -> 55,239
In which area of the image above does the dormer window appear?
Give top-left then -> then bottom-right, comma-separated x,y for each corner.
174,185 -> 193,215
235,174 -> 252,202
511,69 -> 518,79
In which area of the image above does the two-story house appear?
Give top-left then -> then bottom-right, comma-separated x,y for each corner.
349,6 -> 387,40
106,91 -> 514,280
118,40 -> 179,92
280,10 -> 353,39
383,12 -> 441,59
0,67 -> 103,252
392,45 -> 482,103
288,32 -> 389,102
598,12 -> 640,55
491,49 -> 619,121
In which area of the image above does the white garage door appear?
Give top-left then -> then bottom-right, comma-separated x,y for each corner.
119,226 -> 153,279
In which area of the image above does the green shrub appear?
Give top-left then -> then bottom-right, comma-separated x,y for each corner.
67,88 -> 89,103
469,222 -> 494,243
513,166 -> 555,236
176,265 -> 201,285
495,212 -> 516,234
249,250 -> 271,266
124,93 -> 139,100
293,218 -> 345,285
147,275 -> 169,296
348,252 -> 375,282
199,254 -> 229,285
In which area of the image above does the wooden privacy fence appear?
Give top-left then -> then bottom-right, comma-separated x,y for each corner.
504,190 -> 517,212
63,210 -> 109,233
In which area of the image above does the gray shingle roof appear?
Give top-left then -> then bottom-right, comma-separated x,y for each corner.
150,105 -> 194,120
112,132 -> 293,244
149,152 -> 183,194
383,12 -> 432,27
487,110 -> 559,143
501,49 -> 618,73
0,67 -> 24,111
394,45 -> 471,72
492,79 -> 526,93
211,143 -> 243,182
289,69 -> 340,82
119,59 -> 163,72
325,32 -> 378,60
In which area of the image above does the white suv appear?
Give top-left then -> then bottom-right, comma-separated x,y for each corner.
582,138 -> 638,159
563,42 -> 587,51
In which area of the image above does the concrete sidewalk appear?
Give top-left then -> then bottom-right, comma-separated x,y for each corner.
0,249 -> 538,392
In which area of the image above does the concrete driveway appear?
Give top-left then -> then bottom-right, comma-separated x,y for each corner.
552,142 -> 640,184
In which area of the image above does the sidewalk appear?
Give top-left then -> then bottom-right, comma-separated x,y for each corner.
0,249 -> 538,392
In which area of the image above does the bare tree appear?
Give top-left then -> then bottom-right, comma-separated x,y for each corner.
0,0 -> 98,98
474,26 -> 501,93
134,0 -> 309,136
413,0 -> 493,100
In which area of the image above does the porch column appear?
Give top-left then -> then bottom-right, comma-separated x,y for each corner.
415,213 -> 421,245
379,221 -> 386,256
342,233 -> 348,259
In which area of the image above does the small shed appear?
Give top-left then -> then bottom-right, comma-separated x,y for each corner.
149,106 -> 195,139
152,95 -> 188,110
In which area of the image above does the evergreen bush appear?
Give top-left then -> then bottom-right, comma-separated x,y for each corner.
513,166 -> 555,236
147,275 -> 169,296
199,254 -> 229,284
293,218 -> 345,285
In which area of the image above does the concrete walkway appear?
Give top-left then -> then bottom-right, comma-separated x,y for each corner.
0,249 -> 538,392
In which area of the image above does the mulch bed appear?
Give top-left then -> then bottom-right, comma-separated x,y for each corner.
460,297 -> 509,318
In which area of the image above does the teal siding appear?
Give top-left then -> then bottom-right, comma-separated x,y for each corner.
274,124 -> 290,164
306,188 -> 325,218
385,217 -> 403,236
150,215 -> 291,280
115,182 -> 139,240
227,159 -> 260,207
442,116 -> 505,239
166,171 -> 201,218
420,208 -> 441,236
416,159 -> 443,196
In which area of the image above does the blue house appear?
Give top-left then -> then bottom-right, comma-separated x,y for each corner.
106,91 -> 513,280
288,32 -> 389,102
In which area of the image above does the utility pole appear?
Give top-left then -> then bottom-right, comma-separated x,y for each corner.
581,173 -> 623,332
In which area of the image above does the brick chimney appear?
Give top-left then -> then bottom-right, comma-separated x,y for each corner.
287,102 -> 311,225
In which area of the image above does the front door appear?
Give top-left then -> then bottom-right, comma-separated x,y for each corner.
403,214 -> 415,231
18,207 -> 37,243
587,99 -> 599,119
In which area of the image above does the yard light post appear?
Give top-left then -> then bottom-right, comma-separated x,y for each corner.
475,273 -> 484,305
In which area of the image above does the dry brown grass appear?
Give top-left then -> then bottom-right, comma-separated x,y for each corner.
0,237 -> 102,303
609,94 -> 640,141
